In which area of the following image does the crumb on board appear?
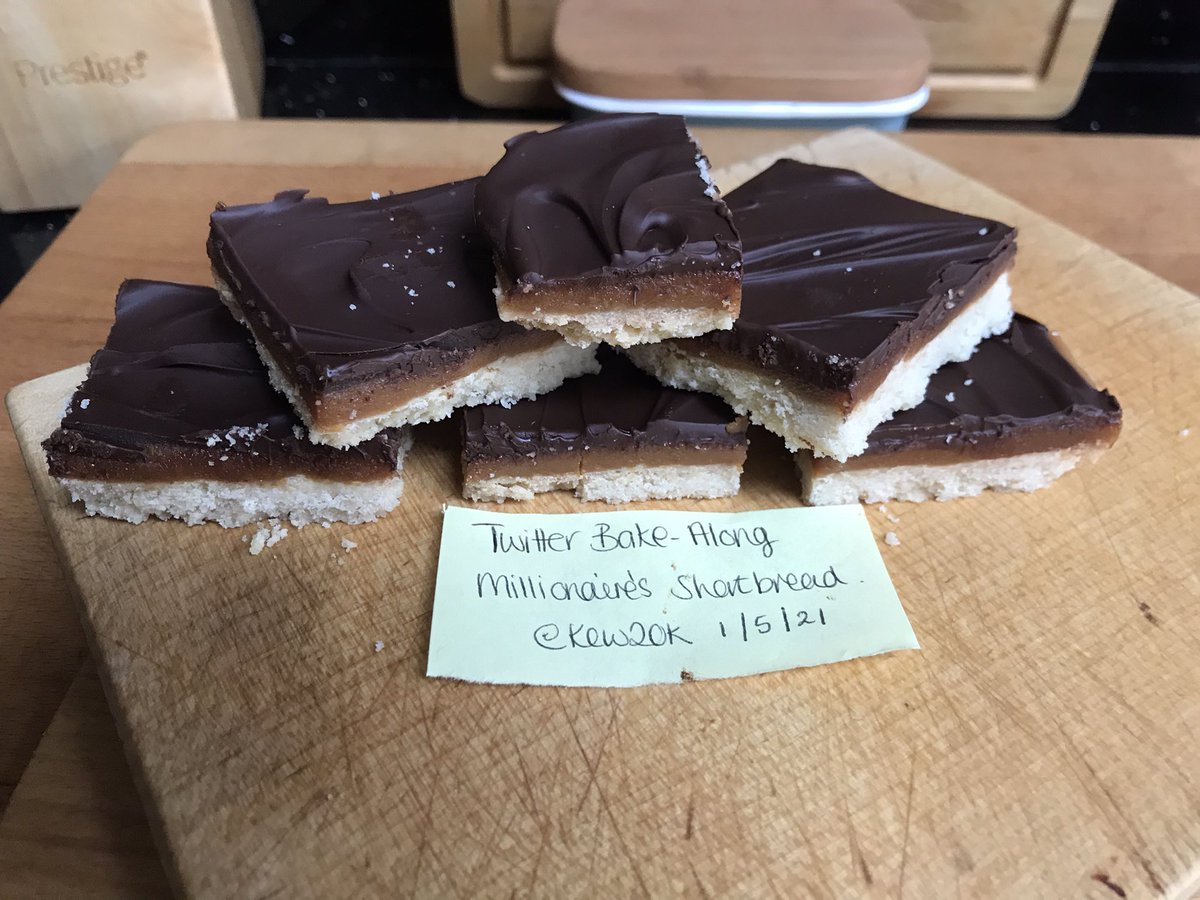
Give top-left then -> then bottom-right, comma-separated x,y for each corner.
265,519 -> 288,547
373,640 -> 384,653
249,519 -> 289,555
887,512 -> 900,524
341,538 -> 358,552
1181,428 -> 1192,438
249,529 -> 268,555
883,531 -> 901,547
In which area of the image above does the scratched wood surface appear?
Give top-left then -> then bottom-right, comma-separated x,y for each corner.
3,126 -> 1198,832
0,661 -> 169,897
5,128 -> 1200,899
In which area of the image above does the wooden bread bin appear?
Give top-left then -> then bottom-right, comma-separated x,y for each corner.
0,0 -> 263,211
451,0 -> 1116,119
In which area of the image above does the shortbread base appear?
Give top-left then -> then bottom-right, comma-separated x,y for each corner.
464,462 -> 741,504
61,472 -> 409,528
798,445 -> 1106,505
498,296 -> 735,349
61,469 -> 407,528
312,338 -> 599,448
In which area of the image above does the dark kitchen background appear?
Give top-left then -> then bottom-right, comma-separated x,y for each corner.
2,0 -> 1196,301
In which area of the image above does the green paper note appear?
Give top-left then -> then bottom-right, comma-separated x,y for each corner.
428,505 -> 917,687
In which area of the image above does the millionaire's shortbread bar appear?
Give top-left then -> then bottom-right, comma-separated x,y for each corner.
208,181 -> 598,448
44,280 -> 413,526
475,113 -> 742,348
797,315 -> 1122,504
461,349 -> 748,503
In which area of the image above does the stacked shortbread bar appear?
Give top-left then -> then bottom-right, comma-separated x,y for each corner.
45,113 -> 1120,527
475,113 -> 743,348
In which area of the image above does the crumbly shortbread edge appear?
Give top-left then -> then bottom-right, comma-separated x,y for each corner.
60,430 -> 413,528
497,300 -> 735,350
797,444 -> 1107,505
463,462 -> 742,504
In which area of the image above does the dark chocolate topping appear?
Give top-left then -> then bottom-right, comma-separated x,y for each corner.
462,347 -> 745,461
44,280 -> 406,479
474,113 -> 741,285
688,159 -> 1017,400
861,314 -> 1121,456
208,180 -> 526,390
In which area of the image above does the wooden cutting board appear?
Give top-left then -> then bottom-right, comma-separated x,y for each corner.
7,129 -> 1200,899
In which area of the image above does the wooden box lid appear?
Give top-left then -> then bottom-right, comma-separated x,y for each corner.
553,0 -> 931,104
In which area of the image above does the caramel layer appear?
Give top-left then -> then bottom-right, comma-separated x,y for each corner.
497,266 -> 740,318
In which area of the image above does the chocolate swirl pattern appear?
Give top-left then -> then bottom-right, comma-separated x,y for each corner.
690,159 -> 1018,397
207,181 -> 527,387
44,281 -> 406,477
462,348 -> 744,463
474,113 -> 741,285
